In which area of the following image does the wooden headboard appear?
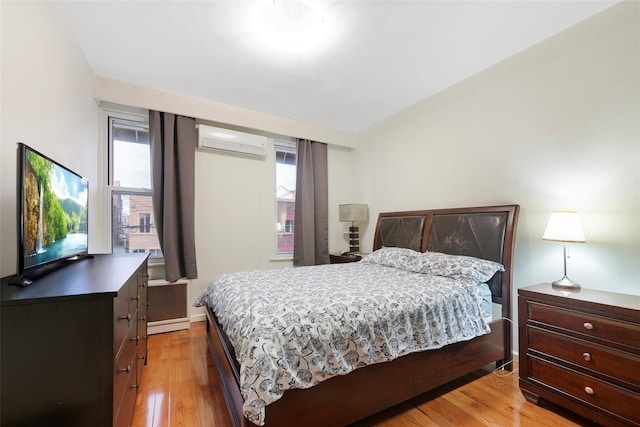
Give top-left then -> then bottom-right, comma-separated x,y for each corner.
373,205 -> 519,317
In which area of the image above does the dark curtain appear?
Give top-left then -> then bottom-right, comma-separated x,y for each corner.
293,139 -> 329,266
149,110 -> 198,281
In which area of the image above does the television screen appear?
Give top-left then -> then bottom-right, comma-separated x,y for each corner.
17,143 -> 88,280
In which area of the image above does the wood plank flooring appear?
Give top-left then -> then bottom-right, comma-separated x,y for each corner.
133,322 -> 600,427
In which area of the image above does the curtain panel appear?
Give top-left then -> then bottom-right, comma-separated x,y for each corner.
149,110 -> 198,281
293,139 -> 329,266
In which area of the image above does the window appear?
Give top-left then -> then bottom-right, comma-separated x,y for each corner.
275,142 -> 296,254
108,115 -> 163,259
139,213 -> 151,233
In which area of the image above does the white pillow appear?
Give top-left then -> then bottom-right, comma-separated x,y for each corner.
418,251 -> 504,282
361,247 -> 425,271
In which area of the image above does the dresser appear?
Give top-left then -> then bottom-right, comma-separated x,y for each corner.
518,283 -> 640,427
1,253 -> 149,427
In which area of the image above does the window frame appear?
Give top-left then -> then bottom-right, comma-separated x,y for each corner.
274,140 -> 297,256
106,111 -> 163,261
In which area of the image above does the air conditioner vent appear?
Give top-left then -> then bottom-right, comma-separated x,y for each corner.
197,124 -> 267,157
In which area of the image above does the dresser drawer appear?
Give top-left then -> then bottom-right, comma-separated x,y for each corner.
528,357 -> 640,424
127,277 -> 139,322
528,326 -> 640,388
137,268 -> 148,301
137,272 -> 148,343
137,352 -> 146,386
114,290 -> 133,356
138,278 -> 148,321
137,312 -> 148,369
114,333 -> 137,410
527,301 -> 640,349
114,362 -> 138,427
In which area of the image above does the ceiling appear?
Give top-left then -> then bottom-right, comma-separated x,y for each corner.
55,1 -> 618,133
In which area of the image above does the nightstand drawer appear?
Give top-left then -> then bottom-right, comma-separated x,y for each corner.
527,301 -> 640,349
528,357 -> 640,424
528,326 -> 640,388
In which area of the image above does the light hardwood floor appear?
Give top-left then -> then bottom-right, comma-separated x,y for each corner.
133,322 -> 600,427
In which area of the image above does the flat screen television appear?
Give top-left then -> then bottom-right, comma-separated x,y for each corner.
11,143 -> 89,286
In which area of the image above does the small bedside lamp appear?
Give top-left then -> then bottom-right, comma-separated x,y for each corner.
543,211 -> 586,289
339,204 -> 368,253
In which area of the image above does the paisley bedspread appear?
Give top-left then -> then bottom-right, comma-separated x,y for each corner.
194,261 -> 491,426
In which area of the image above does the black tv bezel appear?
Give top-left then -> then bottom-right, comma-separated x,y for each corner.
13,143 -> 90,286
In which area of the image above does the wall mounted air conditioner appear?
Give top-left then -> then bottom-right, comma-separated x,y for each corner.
197,124 -> 267,157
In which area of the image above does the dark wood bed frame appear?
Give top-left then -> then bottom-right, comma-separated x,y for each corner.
205,204 -> 520,426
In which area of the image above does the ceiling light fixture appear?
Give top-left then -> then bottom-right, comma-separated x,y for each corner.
254,0 -> 327,53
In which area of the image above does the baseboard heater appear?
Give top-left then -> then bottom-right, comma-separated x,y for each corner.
148,279 -> 190,334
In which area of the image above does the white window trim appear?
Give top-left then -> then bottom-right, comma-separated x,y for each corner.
274,139 -> 296,258
103,108 -> 164,263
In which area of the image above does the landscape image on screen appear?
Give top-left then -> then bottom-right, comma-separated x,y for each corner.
23,148 -> 88,269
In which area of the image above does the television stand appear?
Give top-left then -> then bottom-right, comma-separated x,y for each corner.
1,253 -> 149,427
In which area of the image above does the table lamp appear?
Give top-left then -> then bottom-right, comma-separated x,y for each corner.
542,210 -> 586,289
339,204 -> 368,253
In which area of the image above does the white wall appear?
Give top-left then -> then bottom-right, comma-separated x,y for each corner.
0,1 -> 100,277
355,0 -> 639,305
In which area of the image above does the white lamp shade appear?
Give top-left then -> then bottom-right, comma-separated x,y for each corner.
339,204 -> 368,222
543,211 -> 586,243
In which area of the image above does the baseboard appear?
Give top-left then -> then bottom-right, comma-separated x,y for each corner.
190,313 -> 207,323
148,317 -> 190,335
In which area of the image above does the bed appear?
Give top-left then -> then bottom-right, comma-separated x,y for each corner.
196,204 -> 519,426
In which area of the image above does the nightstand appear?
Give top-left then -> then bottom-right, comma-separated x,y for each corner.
329,253 -> 362,264
518,283 -> 640,427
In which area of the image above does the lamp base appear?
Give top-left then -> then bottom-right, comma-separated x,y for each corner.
348,225 -> 360,254
552,276 -> 581,289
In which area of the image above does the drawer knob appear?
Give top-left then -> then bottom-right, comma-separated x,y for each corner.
584,386 -> 595,395
119,313 -> 132,321
131,295 -> 140,301
131,336 -> 140,342
118,365 -> 131,373
582,352 -> 592,361
583,322 -> 594,330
